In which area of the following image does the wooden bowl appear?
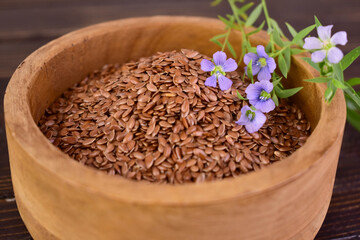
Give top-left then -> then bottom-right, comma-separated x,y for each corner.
4,16 -> 346,240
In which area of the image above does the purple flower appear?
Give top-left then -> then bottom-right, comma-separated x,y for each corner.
245,81 -> 275,113
243,45 -> 276,81
236,105 -> 266,133
201,51 -> 238,91
303,25 -> 347,64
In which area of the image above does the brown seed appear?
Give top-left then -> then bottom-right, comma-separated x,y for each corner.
122,132 -> 133,143
229,160 -> 236,172
39,49 -> 310,185
170,133 -> 180,143
147,117 -> 157,135
145,155 -> 154,169
203,161 -> 217,172
181,99 -> 190,113
127,140 -> 136,151
154,155 -> 167,166
158,135 -> 167,146
259,155 -> 270,164
63,136 -> 77,144
225,135 -> 235,145
133,152 -> 145,160
104,152 -> 116,163
193,149 -> 206,159
82,138 -> 96,146
159,121 -> 172,128
146,83 -> 158,92
163,145 -> 172,158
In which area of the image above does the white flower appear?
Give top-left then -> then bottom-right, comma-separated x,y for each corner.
303,25 -> 347,64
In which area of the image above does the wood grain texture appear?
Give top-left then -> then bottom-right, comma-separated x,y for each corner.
0,0 -> 359,239
3,16 -> 346,240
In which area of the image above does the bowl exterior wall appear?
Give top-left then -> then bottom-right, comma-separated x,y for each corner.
5,17 -> 346,240
7,125 -> 342,240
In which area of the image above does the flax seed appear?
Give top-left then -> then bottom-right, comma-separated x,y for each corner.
39,49 -> 310,184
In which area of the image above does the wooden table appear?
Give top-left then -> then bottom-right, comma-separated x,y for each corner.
0,0 -> 359,239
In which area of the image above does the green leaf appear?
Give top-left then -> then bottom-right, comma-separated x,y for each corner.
218,15 -> 235,28
273,27 -> 284,47
344,83 -> 360,109
210,39 -> 223,48
211,0 -> 222,7
237,2 -> 254,17
345,93 -> 358,111
284,47 -> 291,71
236,90 -> 246,100
333,63 -> 344,82
247,21 -> 265,36
278,53 -> 288,78
272,74 -> 282,87
340,46 -> 360,71
245,38 -> 252,51
324,86 -> 335,102
305,77 -> 331,83
285,22 -> 298,38
270,18 -> 285,37
226,41 -> 237,58
210,33 -> 227,41
290,48 -> 305,55
346,107 -> 360,132
347,77 -> 360,87
292,24 -> 316,45
265,42 -> 272,52
332,79 -> 347,89
302,57 -> 320,71
272,93 -> 279,106
276,86 -> 303,98
325,81 -> 337,102
247,59 -> 254,83
245,4 -> 263,27
314,16 -> 322,27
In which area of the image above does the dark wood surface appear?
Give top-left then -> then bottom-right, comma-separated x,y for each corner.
0,0 -> 359,239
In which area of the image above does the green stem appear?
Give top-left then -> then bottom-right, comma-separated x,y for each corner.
271,45 -> 289,57
221,29 -> 231,52
261,0 -> 277,54
228,0 -> 248,63
261,0 -> 272,31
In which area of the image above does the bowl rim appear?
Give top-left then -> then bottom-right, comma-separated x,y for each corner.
4,16 -> 346,205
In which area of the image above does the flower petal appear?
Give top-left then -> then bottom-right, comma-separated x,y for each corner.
253,99 -> 275,113
236,114 -> 250,126
204,75 -> 217,88
331,31 -> 348,46
327,47 -> 344,64
245,82 -> 262,100
222,58 -> 238,72
200,59 -> 215,72
256,45 -> 269,58
245,111 -> 266,133
257,67 -> 271,81
241,105 -> 252,115
252,63 -> 261,75
259,80 -> 273,93
244,52 -> 258,65
317,25 -> 333,41
254,110 -> 266,125
311,50 -> 326,63
213,51 -> 227,66
266,57 -> 276,72
236,106 -> 251,125
218,75 -> 233,91
303,37 -> 323,50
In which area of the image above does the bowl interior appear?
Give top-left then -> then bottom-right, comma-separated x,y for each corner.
28,17 -> 322,129
5,16 -> 342,204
